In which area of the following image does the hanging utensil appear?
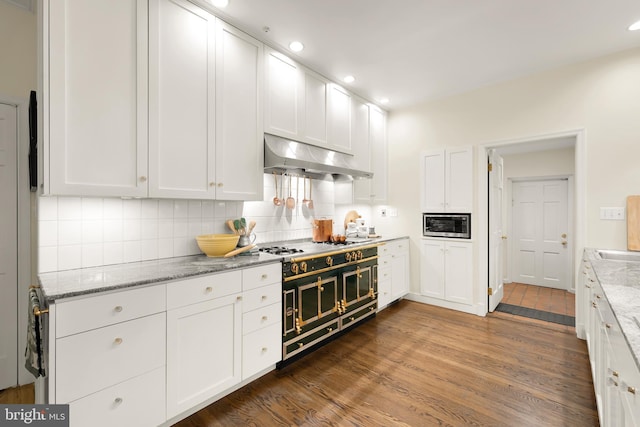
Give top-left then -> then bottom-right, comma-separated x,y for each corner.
307,177 -> 314,209
286,174 -> 295,210
302,176 -> 309,205
273,172 -> 282,206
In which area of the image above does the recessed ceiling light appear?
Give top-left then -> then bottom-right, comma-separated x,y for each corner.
629,20 -> 640,31
379,97 -> 389,104
210,0 -> 229,8
343,75 -> 355,83
289,41 -> 304,52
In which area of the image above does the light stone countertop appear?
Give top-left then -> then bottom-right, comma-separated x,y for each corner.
37,236 -> 410,303
38,252 -> 282,302
585,248 -> 640,371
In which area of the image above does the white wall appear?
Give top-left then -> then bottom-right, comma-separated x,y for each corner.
0,0 -> 36,98
502,147 -> 575,179
388,47 -> 640,302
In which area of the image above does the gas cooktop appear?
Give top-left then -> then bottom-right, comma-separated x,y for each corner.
257,238 -> 376,259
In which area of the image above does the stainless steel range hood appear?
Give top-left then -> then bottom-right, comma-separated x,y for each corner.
264,134 -> 373,181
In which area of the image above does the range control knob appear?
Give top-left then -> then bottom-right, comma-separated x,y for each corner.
351,251 -> 358,261
357,250 -> 363,260
345,252 -> 352,262
326,256 -> 333,267
300,261 -> 307,273
291,263 -> 299,275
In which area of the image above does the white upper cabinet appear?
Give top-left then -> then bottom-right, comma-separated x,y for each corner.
149,0 -> 215,199
46,0 -> 148,197
264,48 -> 300,140
214,20 -> 264,201
355,105 -> 388,203
327,83 -> 352,153
421,147 -> 472,212
350,96 -> 370,171
300,68 -> 328,147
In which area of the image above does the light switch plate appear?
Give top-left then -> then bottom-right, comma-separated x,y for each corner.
600,207 -> 625,220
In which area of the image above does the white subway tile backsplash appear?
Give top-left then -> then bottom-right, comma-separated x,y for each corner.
58,245 -> 82,270
58,221 -> 81,246
123,199 -> 141,219
123,241 -> 141,263
38,174 -> 339,273
103,242 -> 124,265
81,198 -> 103,220
174,200 -> 189,219
103,198 -> 123,220
39,197 -> 58,221
82,243 -> 104,268
58,197 -> 82,220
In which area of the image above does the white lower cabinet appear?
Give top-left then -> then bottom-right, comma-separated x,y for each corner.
582,253 -> 640,426
420,239 -> 472,306
70,367 -> 165,427
377,238 -> 410,310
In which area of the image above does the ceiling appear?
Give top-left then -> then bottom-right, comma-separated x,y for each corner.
209,0 -> 640,111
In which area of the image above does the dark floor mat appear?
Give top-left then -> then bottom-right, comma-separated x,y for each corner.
495,303 -> 575,326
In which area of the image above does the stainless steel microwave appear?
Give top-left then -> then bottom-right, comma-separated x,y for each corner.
423,213 -> 471,239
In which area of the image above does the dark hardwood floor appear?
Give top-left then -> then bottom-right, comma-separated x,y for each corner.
176,300 -> 598,427
1,300 -> 597,426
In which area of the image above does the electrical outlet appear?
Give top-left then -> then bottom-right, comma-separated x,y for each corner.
380,208 -> 387,217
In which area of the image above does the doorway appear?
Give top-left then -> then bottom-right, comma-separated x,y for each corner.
481,131 -> 584,325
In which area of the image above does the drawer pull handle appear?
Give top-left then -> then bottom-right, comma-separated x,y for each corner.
114,306 -> 123,313
261,274 -> 268,279
114,397 -> 123,404
606,323 -> 612,329
629,386 -> 637,395
327,327 -> 333,332
262,316 -> 268,321
114,337 -> 123,345
596,295 -> 601,299
237,296 -> 242,301
205,287 -> 213,293
298,343 -> 303,348
613,371 -> 619,377
261,295 -> 267,300
261,347 -> 267,352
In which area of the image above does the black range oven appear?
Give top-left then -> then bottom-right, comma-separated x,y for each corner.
279,244 -> 379,364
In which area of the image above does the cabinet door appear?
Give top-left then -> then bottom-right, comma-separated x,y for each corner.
48,0 -> 148,197
327,83 -> 352,153
420,240 -> 445,299
300,68 -> 328,146
421,149 -> 445,212
149,0 -> 215,198
368,106 -> 388,203
444,242 -> 473,305
264,48 -> 299,139
166,293 -> 242,418
390,241 -> 410,300
215,20 -> 264,200
446,147 -> 473,212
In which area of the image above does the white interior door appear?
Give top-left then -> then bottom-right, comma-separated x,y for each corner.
488,150 -> 504,312
512,179 -> 569,289
0,103 -> 18,389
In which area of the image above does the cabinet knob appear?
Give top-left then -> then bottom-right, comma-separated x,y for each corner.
261,274 -> 268,279
613,371 -> 619,377
629,386 -> 636,395
114,306 -> 123,313
236,296 -> 242,301
114,397 -> 123,404
205,287 -> 213,293
261,347 -> 268,352
114,337 -> 123,345
209,182 -> 215,187
606,323 -> 612,329
139,176 -> 147,182
262,316 -> 268,321
217,183 -> 223,187
261,295 -> 267,300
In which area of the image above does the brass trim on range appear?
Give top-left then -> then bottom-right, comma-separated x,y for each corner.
288,242 -> 384,263
284,255 -> 379,282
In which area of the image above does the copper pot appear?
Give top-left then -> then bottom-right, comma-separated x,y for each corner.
312,219 -> 333,242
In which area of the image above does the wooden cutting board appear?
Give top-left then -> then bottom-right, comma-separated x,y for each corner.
628,196 -> 640,251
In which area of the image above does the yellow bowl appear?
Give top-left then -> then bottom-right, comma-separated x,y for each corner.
195,234 -> 240,257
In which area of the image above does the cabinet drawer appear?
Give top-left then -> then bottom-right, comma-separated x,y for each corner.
56,313 -> 166,403
242,323 -> 281,380
56,285 -> 165,338
243,283 -> 281,313
380,239 -> 409,257
242,263 -> 282,291
69,367 -> 165,427
243,302 -> 280,335
167,270 -> 242,310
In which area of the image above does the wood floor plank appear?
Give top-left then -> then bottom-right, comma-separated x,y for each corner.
175,300 -> 598,427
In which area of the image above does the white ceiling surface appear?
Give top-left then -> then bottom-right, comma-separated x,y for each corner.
214,0 -> 640,110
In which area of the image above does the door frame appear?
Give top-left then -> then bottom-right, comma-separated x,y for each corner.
1,94 -> 33,386
508,176 -> 574,291
477,129 -> 586,336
